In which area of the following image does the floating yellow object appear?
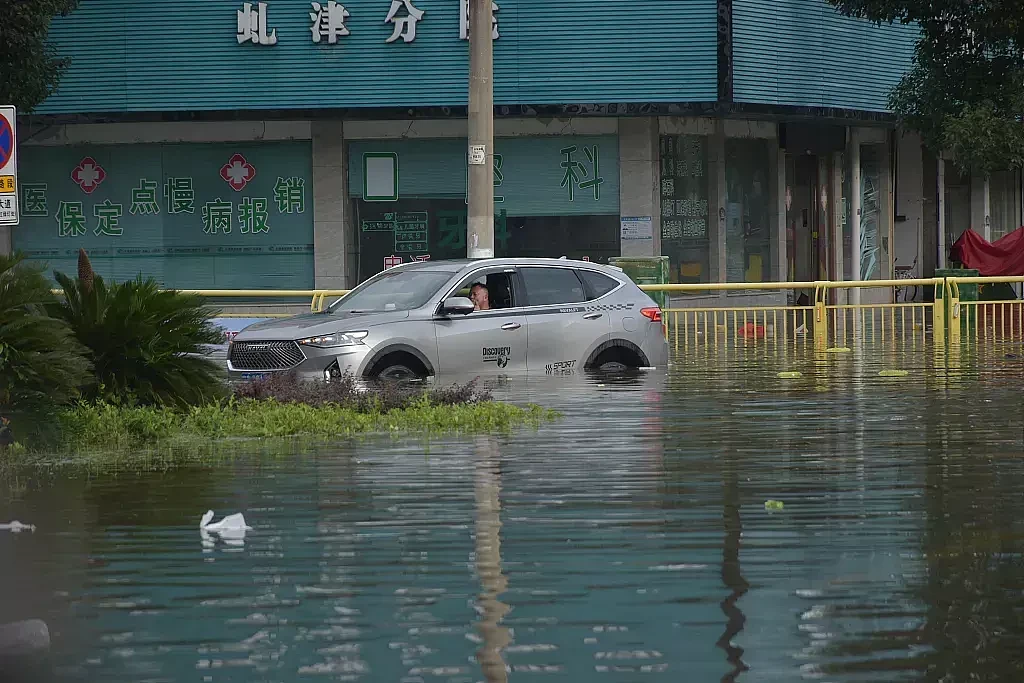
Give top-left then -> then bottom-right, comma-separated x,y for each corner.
879,370 -> 909,377
826,347 -> 851,353
765,500 -> 785,511
777,371 -> 803,379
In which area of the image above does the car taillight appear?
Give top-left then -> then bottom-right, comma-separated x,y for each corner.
640,307 -> 662,323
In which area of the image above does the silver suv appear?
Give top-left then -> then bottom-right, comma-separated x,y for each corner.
227,257 -> 668,382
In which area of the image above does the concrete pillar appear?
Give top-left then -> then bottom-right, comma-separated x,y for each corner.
831,151 -> 844,287
709,121 -> 727,282
880,134 -> 894,281
617,118 -> 660,258
936,153 -> 946,271
971,173 -> 991,241
311,121 -> 350,289
770,135 -> 786,281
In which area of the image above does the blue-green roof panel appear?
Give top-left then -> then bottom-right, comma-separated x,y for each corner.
732,0 -> 918,111
35,0 -> 718,114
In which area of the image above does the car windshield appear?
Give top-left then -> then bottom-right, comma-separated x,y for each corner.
326,269 -> 453,313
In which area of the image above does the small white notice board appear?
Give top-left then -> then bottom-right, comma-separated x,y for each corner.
620,216 -> 653,241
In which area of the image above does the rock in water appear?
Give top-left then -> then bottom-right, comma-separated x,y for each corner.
0,619 -> 50,658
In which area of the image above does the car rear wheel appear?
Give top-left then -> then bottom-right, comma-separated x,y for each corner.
587,342 -> 646,374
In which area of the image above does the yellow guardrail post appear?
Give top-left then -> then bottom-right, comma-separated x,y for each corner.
946,277 -> 961,345
812,281 -> 828,349
931,277 -> 945,347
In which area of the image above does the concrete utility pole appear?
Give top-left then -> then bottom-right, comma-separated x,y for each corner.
466,0 -> 494,259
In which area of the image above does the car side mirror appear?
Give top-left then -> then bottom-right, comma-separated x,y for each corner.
441,296 -> 475,315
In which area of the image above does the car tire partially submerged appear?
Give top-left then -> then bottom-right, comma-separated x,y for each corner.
366,351 -> 431,382
374,363 -> 423,382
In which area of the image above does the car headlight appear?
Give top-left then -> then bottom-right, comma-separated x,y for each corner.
296,331 -> 368,348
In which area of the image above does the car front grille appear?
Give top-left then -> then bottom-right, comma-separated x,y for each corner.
229,340 -> 304,370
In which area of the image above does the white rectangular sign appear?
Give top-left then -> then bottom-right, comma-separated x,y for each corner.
0,105 -> 18,227
468,144 -> 486,165
620,216 -> 652,241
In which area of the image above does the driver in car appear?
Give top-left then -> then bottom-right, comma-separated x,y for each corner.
470,282 -> 490,311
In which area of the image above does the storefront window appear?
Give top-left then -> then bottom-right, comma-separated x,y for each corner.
724,138 -> 773,282
989,169 -> 1022,240
350,136 -> 620,282
860,145 -> 883,280
353,199 -> 618,282
943,160 -> 971,249
659,134 -> 710,283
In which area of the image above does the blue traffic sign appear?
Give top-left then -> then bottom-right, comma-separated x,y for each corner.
0,113 -> 12,169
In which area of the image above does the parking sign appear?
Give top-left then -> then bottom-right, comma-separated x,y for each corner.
0,105 -> 18,226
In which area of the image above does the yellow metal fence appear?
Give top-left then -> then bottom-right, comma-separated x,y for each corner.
649,278 -> 948,350
81,276 -> 1022,348
944,276 -> 1024,345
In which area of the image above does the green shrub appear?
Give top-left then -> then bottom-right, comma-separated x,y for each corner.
234,370 -> 493,411
0,253 -> 92,443
51,250 -> 227,407
49,397 -> 556,454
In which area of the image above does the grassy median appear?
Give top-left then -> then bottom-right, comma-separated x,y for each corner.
3,373 -> 557,464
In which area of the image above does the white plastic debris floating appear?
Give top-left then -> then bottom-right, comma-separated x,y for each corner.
0,521 -> 36,533
200,510 -> 252,532
200,510 -> 252,551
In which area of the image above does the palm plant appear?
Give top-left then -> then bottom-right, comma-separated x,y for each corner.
52,250 -> 227,407
0,252 -> 92,443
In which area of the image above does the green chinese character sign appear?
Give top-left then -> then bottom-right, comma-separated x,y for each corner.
559,145 -> 604,201
55,201 -> 86,237
22,183 -> 48,217
93,199 -> 123,236
13,142 -> 315,290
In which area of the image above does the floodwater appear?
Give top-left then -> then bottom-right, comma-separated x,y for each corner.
3,343 -> 1024,682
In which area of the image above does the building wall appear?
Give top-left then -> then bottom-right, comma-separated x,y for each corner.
35,0 -> 718,114
11,116 -> 930,291
732,0 -> 917,111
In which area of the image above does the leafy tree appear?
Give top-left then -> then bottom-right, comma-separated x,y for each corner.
51,250 -> 228,408
0,0 -> 79,112
828,0 -> 1024,175
0,252 -> 92,444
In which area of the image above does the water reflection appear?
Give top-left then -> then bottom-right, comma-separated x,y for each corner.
3,343 -> 1024,681
472,436 -> 511,682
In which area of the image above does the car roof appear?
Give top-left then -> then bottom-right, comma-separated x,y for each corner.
391,257 -> 625,276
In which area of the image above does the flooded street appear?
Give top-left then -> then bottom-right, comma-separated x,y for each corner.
3,344 -> 1024,682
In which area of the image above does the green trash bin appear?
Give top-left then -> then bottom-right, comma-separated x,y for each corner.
935,267 -> 979,334
609,256 -> 670,309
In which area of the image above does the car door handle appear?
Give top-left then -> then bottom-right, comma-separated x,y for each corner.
501,322 -> 521,330
582,312 -> 603,320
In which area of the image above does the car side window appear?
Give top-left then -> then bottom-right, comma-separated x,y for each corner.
520,267 -> 587,306
577,269 -> 620,300
450,271 -> 517,311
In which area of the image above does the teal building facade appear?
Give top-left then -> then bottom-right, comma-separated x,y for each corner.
5,0 -> 929,294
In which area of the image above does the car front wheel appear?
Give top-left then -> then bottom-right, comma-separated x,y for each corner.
374,363 -> 421,381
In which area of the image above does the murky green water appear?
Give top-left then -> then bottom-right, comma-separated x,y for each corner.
3,344 -> 1024,682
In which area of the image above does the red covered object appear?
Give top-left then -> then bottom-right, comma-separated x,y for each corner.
950,227 -> 1024,276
